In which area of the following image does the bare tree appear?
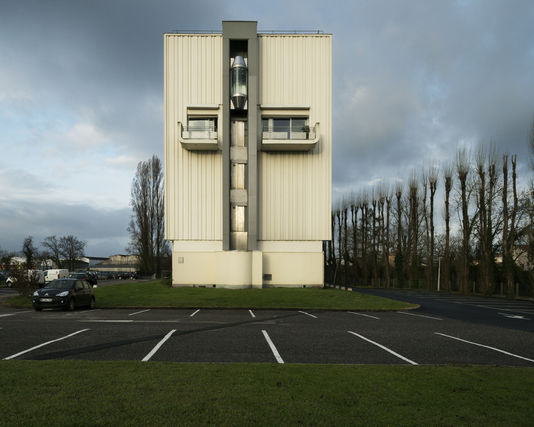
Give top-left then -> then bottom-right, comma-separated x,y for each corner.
394,182 -> 405,287
128,155 -> 167,277
42,235 -> 62,268
443,164 -> 453,291
407,172 -> 419,288
59,235 -> 86,271
22,236 -> 37,270
457,147 -> 471,293
350,197 -> 358,284
385,190 -> 392,288
428,167 -> 438,290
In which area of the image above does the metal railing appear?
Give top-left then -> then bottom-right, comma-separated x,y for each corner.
262,124 -> 316,140
181,126 -> 217,140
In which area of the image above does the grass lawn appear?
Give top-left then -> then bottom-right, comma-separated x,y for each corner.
2,280 -> 416,310
0,361 -> 532,426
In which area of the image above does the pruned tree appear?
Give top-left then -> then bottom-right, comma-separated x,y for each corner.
428,167 -> 438,290
394,181 -> 405,287
443,164 -> 453,291
456,147 -> 471,293
128,155 -> 167,277
407,172 -> 419,288
502,154 -> 519,296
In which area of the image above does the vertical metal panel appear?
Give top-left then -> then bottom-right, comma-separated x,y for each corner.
164,34 -> 223,241
258,35 -> 332,241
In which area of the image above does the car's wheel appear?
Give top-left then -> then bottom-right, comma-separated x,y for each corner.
89,297 -> 95,309
69,298 -> 76,311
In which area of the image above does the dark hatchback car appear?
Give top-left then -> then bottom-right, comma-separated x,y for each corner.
32,278 -> 95,311
69,271 -> 98,286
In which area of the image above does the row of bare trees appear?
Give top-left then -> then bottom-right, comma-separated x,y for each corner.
326,145 -> 534,297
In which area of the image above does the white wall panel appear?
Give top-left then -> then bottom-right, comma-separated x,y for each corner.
258,35 -> 332,241
164,34 -> 223,241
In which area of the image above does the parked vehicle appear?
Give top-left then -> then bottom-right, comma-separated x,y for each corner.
0,270 -> 8,285
118,271 -> 138,280
44,269 -> 69,283
6,270 -> 45,287
32,278 -> 95,311
69,271 -> 98,286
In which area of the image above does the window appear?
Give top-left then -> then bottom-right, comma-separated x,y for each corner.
188,118 -> 217,132
262,117 -> 310,139
184,117 -> 218,140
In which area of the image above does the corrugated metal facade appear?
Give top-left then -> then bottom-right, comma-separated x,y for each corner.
164,34 -> 223,241
164,33 -> 331,243
258,35 -> 332,241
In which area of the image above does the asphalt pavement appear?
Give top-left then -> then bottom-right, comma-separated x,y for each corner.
1,295 -> 534,366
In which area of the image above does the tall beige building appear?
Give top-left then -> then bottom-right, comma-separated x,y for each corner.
164,21 -> 331,288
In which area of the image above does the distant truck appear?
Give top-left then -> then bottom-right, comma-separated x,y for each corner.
44,269 -> 69,283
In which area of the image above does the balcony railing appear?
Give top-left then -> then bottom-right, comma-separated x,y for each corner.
261,123 -> 320,152
178,121 -> 219,151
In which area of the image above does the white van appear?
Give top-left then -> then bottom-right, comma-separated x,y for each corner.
44,269 -> 69,283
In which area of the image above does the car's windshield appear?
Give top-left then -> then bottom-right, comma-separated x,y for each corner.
44,279 -> 74,290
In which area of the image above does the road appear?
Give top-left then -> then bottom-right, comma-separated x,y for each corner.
354,287 -> 534,333
1,291 -> 534,365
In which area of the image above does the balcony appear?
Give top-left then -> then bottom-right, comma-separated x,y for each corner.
178,121 -> 219,151
261,123 -> 320,152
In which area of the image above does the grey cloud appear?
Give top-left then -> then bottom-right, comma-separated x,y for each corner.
0,199 -> 131,256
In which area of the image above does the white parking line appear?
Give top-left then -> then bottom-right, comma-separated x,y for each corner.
83,320 -> 133,323
298,310 -> 318,319
396,311 -> 443,321
142,329 -> 176,362
262,330 -> 284,364
3,329 -> 90,360
190,309 -> 200,317
475,305 -> 534,315
249,309 -> 256,318
348,312 -> 380,320
435,332 -> 534,363
348,331 -> 418,365
498,313 -> 529,320
0,311 -> 32,318
129,309 -> 151,316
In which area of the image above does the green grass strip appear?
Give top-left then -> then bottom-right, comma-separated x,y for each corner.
0,361 -> 533,425
4,280 -> 415,310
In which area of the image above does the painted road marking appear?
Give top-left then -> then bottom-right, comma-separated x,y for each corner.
3,329 -> 90,360
83,320 -> 134,323
0,311 -> 32,318
190,309 -> 200,317
142,329 -> 176,362
396,311 -> 443,321
435,332 -> 534,363
348,331 -> 418,365
498,313 -> 529,320
249,309 -> 256,318
475,305 -> 534,315
298,310 -> 318,319
129,309 -> 151,316
348,312 -> 380,320
262,330 -> 284,364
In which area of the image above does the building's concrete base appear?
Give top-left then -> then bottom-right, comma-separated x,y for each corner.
172,241 -> 324,288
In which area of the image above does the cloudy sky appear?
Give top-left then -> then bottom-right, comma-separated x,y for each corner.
1,0 -> 533,256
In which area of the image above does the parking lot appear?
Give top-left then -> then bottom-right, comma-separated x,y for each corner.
2,303 -> 534,366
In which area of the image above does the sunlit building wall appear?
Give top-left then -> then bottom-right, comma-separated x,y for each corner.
164,21 -> 331,288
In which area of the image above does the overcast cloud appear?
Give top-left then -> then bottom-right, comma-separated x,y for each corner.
1,0 -> 533,256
